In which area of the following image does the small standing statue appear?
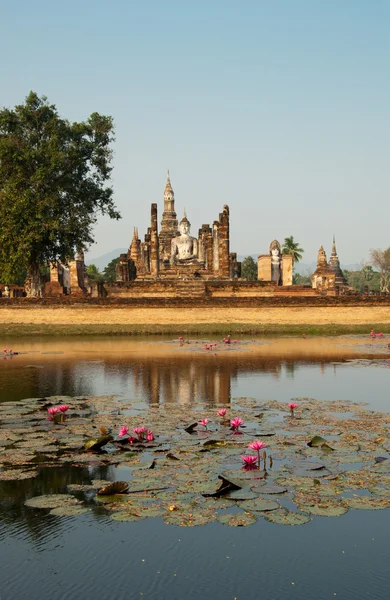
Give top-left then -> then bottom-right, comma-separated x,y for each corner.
269,240 -> 282,285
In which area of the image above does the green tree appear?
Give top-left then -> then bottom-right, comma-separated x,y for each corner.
0,92 -> 120,296
86,264 -> 104,283
103,257 -> 120,282
292,271 -> 312,285
241,256 -> 258,281
282,236 -> 304,264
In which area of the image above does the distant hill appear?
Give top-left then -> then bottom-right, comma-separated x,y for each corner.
85,248 -> 126,271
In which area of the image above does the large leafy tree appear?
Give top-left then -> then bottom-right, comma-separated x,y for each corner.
281,235 -> 304,264
0,92 -> 120,296
241,256 -> 258,281
369,248 -> 390,293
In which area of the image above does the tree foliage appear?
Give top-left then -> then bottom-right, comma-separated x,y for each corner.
343,268 -> 380,293
369,248 -> 390,293
0,91 -> 120,295
241,256 -> 258,281
281,236 -> 304,264
86,264 -> 104,283
103,257 -> 120,282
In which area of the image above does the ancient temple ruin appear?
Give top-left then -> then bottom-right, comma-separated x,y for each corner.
121,173 -> 241,281
311,240 -> 351,293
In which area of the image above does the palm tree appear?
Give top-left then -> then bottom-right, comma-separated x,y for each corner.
282,236 -> 304,264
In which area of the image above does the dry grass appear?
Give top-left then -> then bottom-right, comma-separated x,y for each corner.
1,305 -> 390,336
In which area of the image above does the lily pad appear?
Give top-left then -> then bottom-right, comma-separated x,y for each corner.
49,506 -> 89,517
97,481 -> 129,496
0,469 -> 38,481
238,498 -> 279,512
347,497 -> 390,510
264,509 -> 311,526
250,484 -> 288,495
25,494 -> 81,509
299,504 -> 348,517
217,512 -> 257,527
110,511 -> 145,522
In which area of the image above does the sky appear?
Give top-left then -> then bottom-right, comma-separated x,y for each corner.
1,0 -> 389,266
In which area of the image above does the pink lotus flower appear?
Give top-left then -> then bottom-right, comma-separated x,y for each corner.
199,418 -> 209,429
230,417 -> 244,431
248,440 -> 267,466
146,430 -> 155,441
217,408 -> 227,417
57,405 -> 69,413
133,426 -> 147,440
119,425 -> 129,438
248,440 -> 266,452
241,455 -> 258,469
47,407 -> 58,416
3,348 -> 7,353
288,402 -> 298,416
128,436 -> 137,444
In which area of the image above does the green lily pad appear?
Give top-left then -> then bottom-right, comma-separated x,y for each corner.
347,497 -> 390,510
217,512 -> 257,527
299,504 -> 348,517
49,506 -> 89,517
250,484 -> 288,494
264,509 -> 311,526
110,511 -> 145,522
308,436 -> 327,447
97,481 -> 129,496
0,469 -> 38,481
223,489 -> 259,500
368,487 -> 390,497
163,508 -> 216,527
25,494 -> 81,509
238,498 -> 279,511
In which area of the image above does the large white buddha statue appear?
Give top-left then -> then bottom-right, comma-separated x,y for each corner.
170,213 -> 198,265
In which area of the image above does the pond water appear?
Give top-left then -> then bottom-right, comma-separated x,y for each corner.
1,336 -> 390,600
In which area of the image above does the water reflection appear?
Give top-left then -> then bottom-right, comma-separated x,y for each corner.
1,336 -> 389,409
0,465 -> 112,545
0,350 -> 348,405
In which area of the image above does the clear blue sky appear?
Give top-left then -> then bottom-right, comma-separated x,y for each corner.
1,0 -> 389,266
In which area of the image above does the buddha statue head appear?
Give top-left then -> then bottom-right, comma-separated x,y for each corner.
179,212 -> 191,236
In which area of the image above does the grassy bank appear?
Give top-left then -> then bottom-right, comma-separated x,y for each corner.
1,322 -> 388,337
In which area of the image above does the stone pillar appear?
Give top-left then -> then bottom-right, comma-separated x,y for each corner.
45,261 -> 65,296
116,254 -> 130,282
68,254 -> 86,295
282,254 -> 293,285
206,229 -> 213,271
218,205 -> 230,278
258,255 -> 272,281
150,203 -> 159,278
50,262 -> 59,283
229,253 -> 241,278
212,222 -> 219,274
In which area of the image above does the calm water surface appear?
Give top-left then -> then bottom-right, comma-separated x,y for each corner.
1,336 -> 389,600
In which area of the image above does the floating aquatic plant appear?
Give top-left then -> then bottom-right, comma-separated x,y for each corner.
248,440 -> 267,467
241,455 -> 258,469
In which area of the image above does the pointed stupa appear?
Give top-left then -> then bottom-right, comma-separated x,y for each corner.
328,236 -> 350,288
164,170 -> 174,200
317,245 -> 327,267
159,171 -> 179,261
129,227 -> 140,263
